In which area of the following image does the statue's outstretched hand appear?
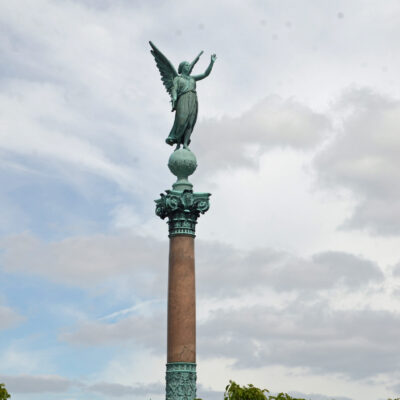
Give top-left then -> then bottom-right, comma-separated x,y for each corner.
211,54 -> 217,63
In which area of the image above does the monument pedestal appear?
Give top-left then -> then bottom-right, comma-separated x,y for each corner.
155,149 -> 210,400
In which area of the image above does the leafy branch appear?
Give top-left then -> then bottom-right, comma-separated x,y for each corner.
0,383 -> 10,400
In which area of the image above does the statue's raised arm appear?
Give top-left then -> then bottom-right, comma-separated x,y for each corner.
149,41 -> 217,150
192,54 -> 217,81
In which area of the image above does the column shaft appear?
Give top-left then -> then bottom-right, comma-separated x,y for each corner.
167,235 -> 196,363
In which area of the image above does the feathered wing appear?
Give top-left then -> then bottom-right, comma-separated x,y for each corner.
149,41 -> 178,98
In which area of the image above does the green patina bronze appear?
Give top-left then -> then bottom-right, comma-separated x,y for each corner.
155,189 -> 210,237
168,148 -> 197,191
166,362 -> 197,400
149,41 -> 216,150
156,148 -> 210,237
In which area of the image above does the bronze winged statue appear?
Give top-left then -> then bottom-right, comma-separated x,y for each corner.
149,41 -> 216,150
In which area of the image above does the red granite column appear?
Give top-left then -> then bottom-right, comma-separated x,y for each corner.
167,235 -> 196,363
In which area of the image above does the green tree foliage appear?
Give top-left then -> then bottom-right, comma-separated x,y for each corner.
218,380 -> 399,400
269,394 -> 306,400
224,381 -> 270,400
0,383 -> 10,400
223,380 -> 308,400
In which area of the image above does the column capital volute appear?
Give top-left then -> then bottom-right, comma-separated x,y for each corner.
155,189 -> 211,238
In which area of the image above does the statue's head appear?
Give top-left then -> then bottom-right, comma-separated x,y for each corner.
178,61 -> 191,75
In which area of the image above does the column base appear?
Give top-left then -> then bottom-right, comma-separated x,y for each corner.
166,362 -> 196,400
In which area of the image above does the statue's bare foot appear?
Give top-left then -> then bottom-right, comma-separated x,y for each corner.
175,144 -> 181,151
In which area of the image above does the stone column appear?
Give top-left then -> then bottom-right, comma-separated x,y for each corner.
155,149 -> 210,400
168,235 -> 196,363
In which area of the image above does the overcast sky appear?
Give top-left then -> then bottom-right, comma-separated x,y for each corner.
1,1 -> 400,400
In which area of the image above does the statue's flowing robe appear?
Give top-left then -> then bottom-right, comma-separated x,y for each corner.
166,76 -> 198,146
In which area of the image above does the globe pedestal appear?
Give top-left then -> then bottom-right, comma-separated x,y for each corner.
168,149 -> 197,191
155,149 -> 210,400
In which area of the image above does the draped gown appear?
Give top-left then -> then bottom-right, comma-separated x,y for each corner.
166,75 -> 198,147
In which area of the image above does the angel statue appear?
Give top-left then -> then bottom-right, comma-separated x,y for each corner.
149,41 -> 217,150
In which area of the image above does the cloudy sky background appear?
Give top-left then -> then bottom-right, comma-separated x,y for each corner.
1,1 -> 400,399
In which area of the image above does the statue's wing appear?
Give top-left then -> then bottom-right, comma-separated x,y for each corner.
149,41 -> 178,97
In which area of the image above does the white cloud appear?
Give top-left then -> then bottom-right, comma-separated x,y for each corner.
0,374 -> 71,393
289,392 -> 352,400
0,374 -> 164,397
393,262 -> 400,277
0,232 -> 167,291
315,88 -> 400,236
0,348 -> 48,375
0,80 -> 137,191
197,302 -> 400,380
87,381 -> 164,397
197,243 -> 383,296
194,96 -> 329,174
0,1 -> 167,198
60,313 -> 165,353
